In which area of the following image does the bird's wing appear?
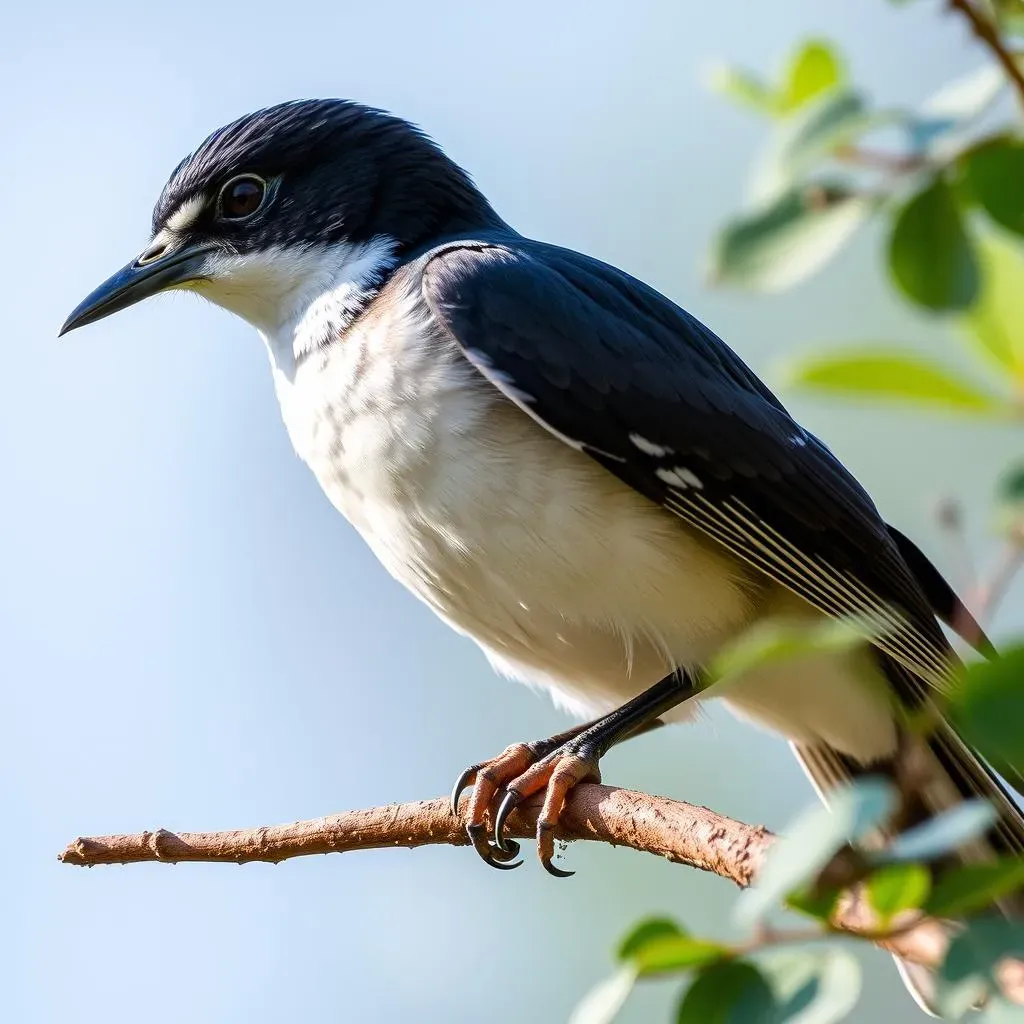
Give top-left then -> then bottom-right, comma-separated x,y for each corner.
420,239 -> 955,699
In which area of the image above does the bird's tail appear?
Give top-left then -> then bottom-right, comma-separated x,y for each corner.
792,698 -> 1024,1016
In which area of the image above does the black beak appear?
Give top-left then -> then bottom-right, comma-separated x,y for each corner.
59,240 -> 213,336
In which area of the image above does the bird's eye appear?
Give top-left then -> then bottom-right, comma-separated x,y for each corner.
218,175 -> 267,220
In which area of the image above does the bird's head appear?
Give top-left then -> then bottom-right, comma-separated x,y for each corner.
61,99 -> 503,336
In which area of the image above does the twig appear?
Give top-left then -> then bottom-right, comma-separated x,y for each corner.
949,0 -> 1024,115
970,537 -> 1024,624
832,144 -> 925,175
935,497 -> 977,597
57,784 -> 1024,1003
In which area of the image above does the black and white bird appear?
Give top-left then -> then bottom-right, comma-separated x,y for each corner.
62,99 -> 1021,1010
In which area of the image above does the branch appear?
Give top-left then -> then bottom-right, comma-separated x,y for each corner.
57,783 -> 1023,1002
970,533 -> 1024,624
949,0 -> 1024,115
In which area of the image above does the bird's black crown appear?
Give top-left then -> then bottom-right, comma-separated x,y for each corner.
154,99 -> 506,254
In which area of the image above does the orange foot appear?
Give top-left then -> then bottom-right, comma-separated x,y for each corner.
450,723 -> 592,874
451,670 -> 695,876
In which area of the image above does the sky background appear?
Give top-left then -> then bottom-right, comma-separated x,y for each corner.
4,2 -> 1022,1021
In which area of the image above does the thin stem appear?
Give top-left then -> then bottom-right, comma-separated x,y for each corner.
970,537 -> 1024,623
948,0 -> 1024,116
832,144 -> 925,175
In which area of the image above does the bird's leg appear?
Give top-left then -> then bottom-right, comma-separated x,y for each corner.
453,669 -> 699,874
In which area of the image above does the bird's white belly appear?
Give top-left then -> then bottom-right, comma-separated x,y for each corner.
277,326 -> 756,718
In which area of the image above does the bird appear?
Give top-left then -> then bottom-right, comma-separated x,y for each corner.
61,99 -> 1021,1011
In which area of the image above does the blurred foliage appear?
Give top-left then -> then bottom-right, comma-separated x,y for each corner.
572,621 -> 1024,1022
705,31 -> 1024,513
580,3 -> 1024,1020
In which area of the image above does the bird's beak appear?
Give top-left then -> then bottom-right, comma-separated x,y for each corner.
59,239 -> 213,336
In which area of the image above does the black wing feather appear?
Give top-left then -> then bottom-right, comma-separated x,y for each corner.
420,239 -> 957,698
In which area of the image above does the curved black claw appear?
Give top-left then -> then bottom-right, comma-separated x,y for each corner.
493,789 -> 523,852
450,764 -> 480,815
541,854 -> 575,878
467,823 -> 522,870
483,848 -> 523,871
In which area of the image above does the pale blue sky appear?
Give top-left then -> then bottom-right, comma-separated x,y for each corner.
4,2 -> 1020,1022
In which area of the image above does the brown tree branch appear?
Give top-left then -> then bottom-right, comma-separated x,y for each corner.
57,783 -> 1024,1002
949,0 -> 1024,115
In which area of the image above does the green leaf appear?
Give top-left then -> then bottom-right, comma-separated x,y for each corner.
710,185 -> 872,292
964,138 -> 1024,237
781,347 -> 1003,414
709,615 -> 885,689
926,857 -> 1024,917
866,862 -> 932,922
993,0 -> 1024,37
948,645 -> 1024,780
736,778 -> 896,926
888,176 -> 980,311
756,949 -> 863,1024
632,935 -> 732,976
883,802 -> 998,863
616,917 -> 684,962
570,967 -> 638,1024
786,886 -> 842,922
937,917 -> 1024,1019
676,961 -> 776,1023
705,62 -> 779,116
998,465 -> 1024,509
960,231 -> 1024,376
779,40 -> 844,113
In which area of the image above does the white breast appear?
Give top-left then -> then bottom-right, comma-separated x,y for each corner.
270,275 -> 757,718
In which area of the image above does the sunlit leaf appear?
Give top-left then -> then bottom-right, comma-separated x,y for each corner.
867,863 -> 932,922
964,138 -> 1024,237
710,185 -> 872,291
756,949 -> 863,1024
704,62 -> 779,116
781,347 -> 1003,413
632,935 -> 732,976
570,967 -> 638,1024
993,0 -> 1024,38
960,231 -> 1024,376
786,886 -> 842,922
937,917 -> 1024,1019
709,615 -> 884,689
676,961 -> 776,1023
926,858 -> 1024,918
616,917 -> 684,962
736,779 -> 896,926
948,645 -> 1024,781
779,40 -> 844,113
883,802 -> 998,863
888,176 -> 980,311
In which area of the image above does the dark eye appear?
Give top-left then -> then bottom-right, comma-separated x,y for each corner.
218,175 -> 266,220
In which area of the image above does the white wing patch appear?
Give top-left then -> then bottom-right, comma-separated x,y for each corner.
656,466 -> 704,490
629,433 -> 673,457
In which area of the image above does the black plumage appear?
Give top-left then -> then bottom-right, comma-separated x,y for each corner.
421,238 -> 964,701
